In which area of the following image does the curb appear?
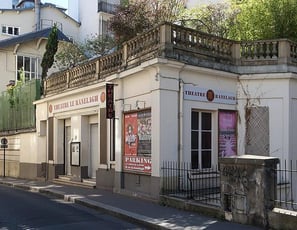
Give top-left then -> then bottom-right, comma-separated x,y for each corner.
0,180 -> 178,230
40,188 -> 177,230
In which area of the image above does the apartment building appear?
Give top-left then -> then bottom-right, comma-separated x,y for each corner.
0,0 -> 79,92
68,0 -> 120,42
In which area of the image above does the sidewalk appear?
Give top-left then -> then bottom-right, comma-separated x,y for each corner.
0,177 -> 262,230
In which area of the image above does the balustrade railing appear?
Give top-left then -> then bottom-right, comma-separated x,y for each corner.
126,26 -> 160,66
68,60 -> 97,88
45,71 -> 68,94
44,23 -> 297,96
290,41 -> 297,62
171,24 -> 233,60
240,40 -> 278,60
99,50 -> 123,76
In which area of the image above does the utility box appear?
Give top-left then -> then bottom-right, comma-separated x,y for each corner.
219,155 -> 279,228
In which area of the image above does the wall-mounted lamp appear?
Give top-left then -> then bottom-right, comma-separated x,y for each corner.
136,100 -> 145,110
155,73 -> 160,81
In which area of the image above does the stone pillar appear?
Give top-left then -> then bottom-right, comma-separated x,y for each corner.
219,155 -> 279,228
278,39 -> 291,64
231,42 -> 241,65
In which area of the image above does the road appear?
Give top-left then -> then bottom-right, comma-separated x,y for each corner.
0,185 -> 144,229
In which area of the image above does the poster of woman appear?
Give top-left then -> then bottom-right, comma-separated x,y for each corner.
124,113 -> 138,155
218,110 -> 237,157
123,110 -> 152,174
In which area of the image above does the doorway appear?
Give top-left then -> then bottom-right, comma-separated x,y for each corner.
89,124 -> 98,178
65,126 -> 71,175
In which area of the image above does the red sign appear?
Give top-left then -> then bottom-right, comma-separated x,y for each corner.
124,156 -> 152,174
124,113 -> 138,155
123,110 -> 152,174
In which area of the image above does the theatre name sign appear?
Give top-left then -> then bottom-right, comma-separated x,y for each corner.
184,85 -> 236,105
48,94 -> 100,116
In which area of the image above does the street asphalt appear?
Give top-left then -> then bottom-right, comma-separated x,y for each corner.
0,177 -> 262,230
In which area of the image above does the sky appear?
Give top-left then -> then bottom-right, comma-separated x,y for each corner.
41,0 -> 68,9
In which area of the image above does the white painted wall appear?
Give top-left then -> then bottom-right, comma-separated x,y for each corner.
0,0 -> 13,9
237,73 -> 291,163
68,0 -> 120,42
289,77 -> 297,163
181,66 -> 237,165
0,6 -> 79,41
34,58 -> 238,179
0,40 -> 71,93
67,0 -> 79,21
77,0 -> 99,41
41,7 -> 79,40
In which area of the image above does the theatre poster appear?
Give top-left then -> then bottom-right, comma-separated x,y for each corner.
123,110 -> 152,174
218,110 -> 237,158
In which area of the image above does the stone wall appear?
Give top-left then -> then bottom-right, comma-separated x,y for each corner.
219,155 -> 279,228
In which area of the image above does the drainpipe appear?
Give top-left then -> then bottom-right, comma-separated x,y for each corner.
178,80 -> 184,165
178,72 -> 184,192
178,65 -> 185,165
35,0 -> 41,31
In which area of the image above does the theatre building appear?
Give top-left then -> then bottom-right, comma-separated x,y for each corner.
33,24 -> 238,198
32,23 -> 297,199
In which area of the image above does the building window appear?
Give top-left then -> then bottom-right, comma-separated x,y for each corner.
191,111 -> 212,169
17,56 -> 41,82
98,1 -> 117,14
2,25 -> 20,36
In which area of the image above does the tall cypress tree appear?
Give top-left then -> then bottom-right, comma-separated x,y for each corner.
41,24 -> 58,93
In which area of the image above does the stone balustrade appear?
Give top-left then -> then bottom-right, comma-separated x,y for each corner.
240,40 -> 278,60
171,24 -> 233,60
44,23 -> 297,96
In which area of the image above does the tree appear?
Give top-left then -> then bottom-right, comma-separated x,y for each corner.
84,34 -> 116,58
109,1 -> 151,45
54,42 -> 86,70
229,0 -> 297,41
147,0 -> 186,25
180,2 -> 238,38
54,35 -> 116,70
41,25 -> 58,81
109,0 -> 186,45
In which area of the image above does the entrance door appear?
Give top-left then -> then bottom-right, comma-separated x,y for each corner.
89,124 -> 98,178
65,126 -> 71,175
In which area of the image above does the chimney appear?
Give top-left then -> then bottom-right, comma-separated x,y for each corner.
35,0 -> 41,31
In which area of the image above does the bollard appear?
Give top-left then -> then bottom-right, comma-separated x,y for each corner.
1,137 -> 8,178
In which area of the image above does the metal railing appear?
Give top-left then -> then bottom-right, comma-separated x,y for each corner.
98,1 -> 117,14
161,161 -> 221,207
274,160 -> 297,211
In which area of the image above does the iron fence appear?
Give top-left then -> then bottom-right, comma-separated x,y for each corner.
274,160 -> 297,211
161,161 -> 221,207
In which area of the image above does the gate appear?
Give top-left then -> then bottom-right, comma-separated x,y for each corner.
161,161 -> 221,207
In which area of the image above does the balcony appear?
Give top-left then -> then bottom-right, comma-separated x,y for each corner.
44,22 -> 297,96
98,1 -> 118,14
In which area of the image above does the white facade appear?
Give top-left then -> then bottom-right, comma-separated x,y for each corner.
0,5 -> 80,41
0,0 -> 18,9
33,55 -> 237,197
237,73 -> 297,165
68,0 -> 120,42
0,0 -> 13,9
